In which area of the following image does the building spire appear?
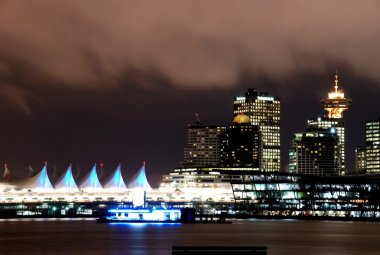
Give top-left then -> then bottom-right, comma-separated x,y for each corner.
334,70 -> 339,93
194,113 -> 202,126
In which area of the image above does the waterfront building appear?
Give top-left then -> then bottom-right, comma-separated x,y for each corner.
366,117 -> 380,173
318,73 -> 351,174
127,163 -> 152,191
19,163 -> 54,192
103,164 -> 128,191
3,169 -> 380,219
233,88 -> 280,172
0,163 -> 150,205
355,146 -> 366,174
221,114 -> 261,168
54,164 -> 79,192
1,164 -> 11,183
230,170 -> 380,218
183,116 -> 225,168
159,167 -> 235,202
80,164 -> 103,191
289,127 -> 340,176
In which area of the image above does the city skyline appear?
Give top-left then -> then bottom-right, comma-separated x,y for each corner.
0,73 -> 378,186
0,2 -> 379,186
2,2 -> 380,254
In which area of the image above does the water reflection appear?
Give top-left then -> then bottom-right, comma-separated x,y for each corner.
0,219 -> 379,255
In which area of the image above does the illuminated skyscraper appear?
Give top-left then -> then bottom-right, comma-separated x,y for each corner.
289,127 -> 340,176
355,146 -> 366,174
290,73 -> 351,175
183,121 -> 225,168
233,89 -> 280,172
183,114 -> 261,169
221,114 -> 261,168
313,73 -> 351,174
306,117 -> 345,173
365,117 -> 380,173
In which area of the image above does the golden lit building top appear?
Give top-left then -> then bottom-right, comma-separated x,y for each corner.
321,72 -> 352,119
328,73 -> 345,99
233,114 -> 251,124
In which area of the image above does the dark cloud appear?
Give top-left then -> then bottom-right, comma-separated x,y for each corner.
1,1 -> 380,109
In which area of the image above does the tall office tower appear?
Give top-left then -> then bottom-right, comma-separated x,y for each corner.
289,127 -> 340,176
314,72 -> 352,175
355,146 -> 366,174
365,117 -> 380,173
183,115 -> 225,168
306,117 -> 344,172
233,88 -> 280,172
220,114 -> 261,168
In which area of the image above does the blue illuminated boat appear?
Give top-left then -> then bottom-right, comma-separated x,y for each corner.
97,208 -> 195,223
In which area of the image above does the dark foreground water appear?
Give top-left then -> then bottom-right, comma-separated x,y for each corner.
0,218 -> 379,255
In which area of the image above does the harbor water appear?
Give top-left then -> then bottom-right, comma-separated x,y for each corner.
0,218 -> 379,254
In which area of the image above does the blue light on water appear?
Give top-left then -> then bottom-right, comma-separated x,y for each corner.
108,222 -> 181,227
106,208 -> 182,222
109,209 -> 151,213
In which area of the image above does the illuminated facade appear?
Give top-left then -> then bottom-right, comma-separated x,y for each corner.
0,163 -> 149,195
183,114 -> 262,168
54,164 -> 79,192
231,170 -> 380,219
103,164 -> 128,191
127,163 -> 152,191
80,164 -> 103,191
289,128 -> 340,176
366,118 -> 380,173
18,163 -> 54,192
307,117 -> 345,173
183,124 -> 225,168
233,89 -> 281,172
355,146 -> 366,174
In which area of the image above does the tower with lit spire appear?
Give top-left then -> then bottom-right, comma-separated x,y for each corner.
290,72 -> 351,175
321,72 -> 352,119
310,72 -> 351,174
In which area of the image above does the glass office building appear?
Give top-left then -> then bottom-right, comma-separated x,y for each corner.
233,88 -> 280,172
289,127 -> 340,176
366,118 -> 380,173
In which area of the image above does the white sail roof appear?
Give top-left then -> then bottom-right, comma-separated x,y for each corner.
54,164 -> 79,192
2,164 -> 11,183
103,164 -> 128,191
128,163 -> 152,191
29,165 -> 35,177
21,164 -> 54,191
80,164 -> 102,191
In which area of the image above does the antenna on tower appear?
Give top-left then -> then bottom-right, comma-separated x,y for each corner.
194,113 -> 202,126
334,70 -> 339,93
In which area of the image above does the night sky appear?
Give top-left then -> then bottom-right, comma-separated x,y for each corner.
0,1 -> 379,186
